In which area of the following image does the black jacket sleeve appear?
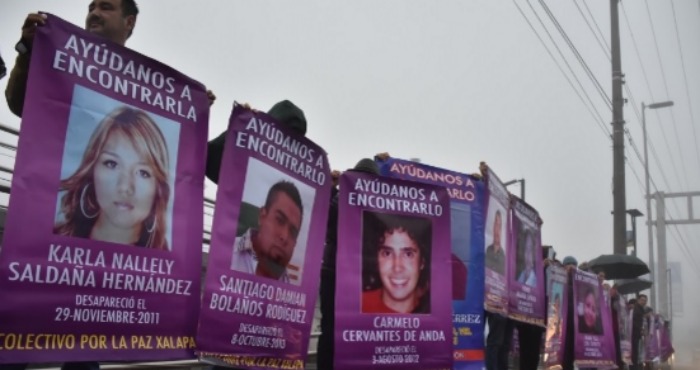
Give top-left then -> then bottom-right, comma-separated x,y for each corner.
205,130 -> 227,184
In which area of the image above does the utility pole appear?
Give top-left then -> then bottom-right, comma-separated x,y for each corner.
656,192 -> 668,316
610,0 -> 627,255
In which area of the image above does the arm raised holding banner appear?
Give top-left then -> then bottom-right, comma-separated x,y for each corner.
6,12 -> 47,117
6,0 -> 137,117
5,0 -> 215,118
205,100 -> 307,184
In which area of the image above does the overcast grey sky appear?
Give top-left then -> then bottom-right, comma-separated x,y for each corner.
1,0 -> 699,360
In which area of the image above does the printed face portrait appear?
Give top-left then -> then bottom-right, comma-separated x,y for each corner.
546,292 -> 563,341
492,211 -> 502,251
231,158 -> 315,286
93,130 -> 157,233
577,285 -> 602,335
485,207 -> 506,276
378,228 -> 424,310
362,212 -> 432,315
256,186 -> 303,276
55,97 -> 175,251
583,291 -> 597,328
524,233 -> 534,269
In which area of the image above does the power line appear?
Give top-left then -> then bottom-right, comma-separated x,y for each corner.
582,0 -> 610,53
517,0 -> 699,270
620,3 -> 656,102
574,0 -> 610,61
624,127 -> 645,170
623,145 -> 700,277
623,83 -> 679,205
669,0 -> 700,172
643,0 -> 690,191
625,148 -> 645,191
621,2 -> 686,200
538,0 -> 612,110
623,117 -> 700,273
513,0 -> 611,137
665,213 -> 700,278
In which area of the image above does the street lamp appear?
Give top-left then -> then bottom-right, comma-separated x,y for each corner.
626,209 -> 643,256
504,178 -> 525,200
642,100 -> 673,310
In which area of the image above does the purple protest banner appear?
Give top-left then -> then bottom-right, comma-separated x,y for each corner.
617,303 -> 631,366
196,104 -> 330,369
507,198 -> 545,326
645,314 -> 660,362
376,157 -> 485,370
657,315 -> 674,362
334,171 -> 453,370
0,14 -> 208,363
572,270 -> 616,368
484,168 -> 509,314
543,265 -> 568,370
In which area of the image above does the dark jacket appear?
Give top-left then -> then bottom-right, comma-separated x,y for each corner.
4,53 -> 30,117
321,186 -> 339,271
205,100 -> 307,184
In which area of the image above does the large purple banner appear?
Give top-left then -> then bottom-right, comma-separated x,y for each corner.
196,105 -> 330,369
484,168 -> 509,314
334,171 -> 453,370
543,265 -> 568,370
616,295 -> 631,365
572,270 -> 616,368
0,15 -> 208,362
376,157 -> 485,370
507,198 -> 545,326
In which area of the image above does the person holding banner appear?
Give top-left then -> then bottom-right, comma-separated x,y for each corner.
205,100 -> 307,184
3,3 -> 139,369
631,294 -> 648,370
231,180 -> 304,282
206,101 -> 306,370
6,0 -> 217,117
561,256 -> 577,370
6,0 -> 138,117
361,212 -> 431,314
54,106 -> 171,249
317,158 -> 379,370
